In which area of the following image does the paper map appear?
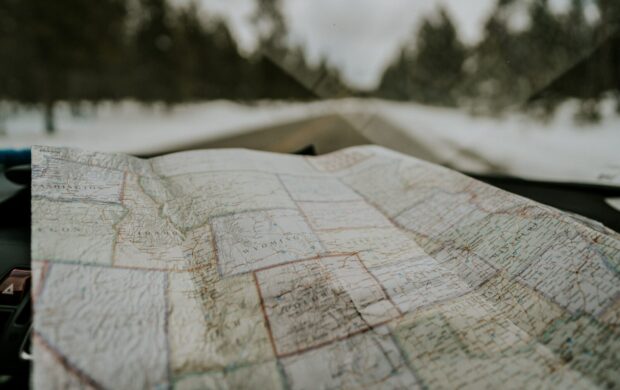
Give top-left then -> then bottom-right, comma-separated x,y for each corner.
31,145 -> 620,389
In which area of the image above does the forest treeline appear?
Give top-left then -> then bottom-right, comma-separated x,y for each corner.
0,0 -> 618,132
377,0 -> 620,122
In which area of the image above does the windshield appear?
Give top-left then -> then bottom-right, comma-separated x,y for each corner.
1,0 -> 619,184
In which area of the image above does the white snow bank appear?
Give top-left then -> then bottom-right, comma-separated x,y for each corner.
362,99 -> 620,186
0,100 -> 332,155
1,98 -> 619,187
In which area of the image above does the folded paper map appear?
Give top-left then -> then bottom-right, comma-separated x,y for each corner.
31,145 -> 620,389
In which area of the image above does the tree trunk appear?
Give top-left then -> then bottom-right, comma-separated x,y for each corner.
0,104 -> 6,136
44,100 -> 55,134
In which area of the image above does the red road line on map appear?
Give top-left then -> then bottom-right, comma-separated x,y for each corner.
34,332 -> 105,390
111,171 -> 129,267
275,318 -> 395,359
209,220 -> 221,276
253,252 -> 402,360
43,259 -> 210,274
47,251 -> 360,276
315,225 -> 394,233
353,253 -> 404,317
119,171 -> 128,203
275,174 -> 328,252
32,260 -> 51,303
253,271 -> 279,358
287,199 -> 364,203
251,252 -> 359,274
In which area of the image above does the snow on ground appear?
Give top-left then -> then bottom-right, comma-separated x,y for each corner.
1,98 -> 619,187
364,99 -> 620,186
0,100 -> 333,155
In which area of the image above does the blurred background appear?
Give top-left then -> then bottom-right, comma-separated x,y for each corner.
0,0 -> 619,185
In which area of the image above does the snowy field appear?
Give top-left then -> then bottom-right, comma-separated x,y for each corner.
1,98 -> 619,187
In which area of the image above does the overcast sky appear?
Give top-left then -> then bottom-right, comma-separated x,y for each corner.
192,0 -> 593,89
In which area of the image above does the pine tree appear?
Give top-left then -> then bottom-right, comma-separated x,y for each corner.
0,0 -> 127,132
174,5 -> 212,100
376,8 -> 466,106
130,0 -> 180,104
377,51 -> 414,101
409,9 -> 467,106
250,0 -> 316,99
